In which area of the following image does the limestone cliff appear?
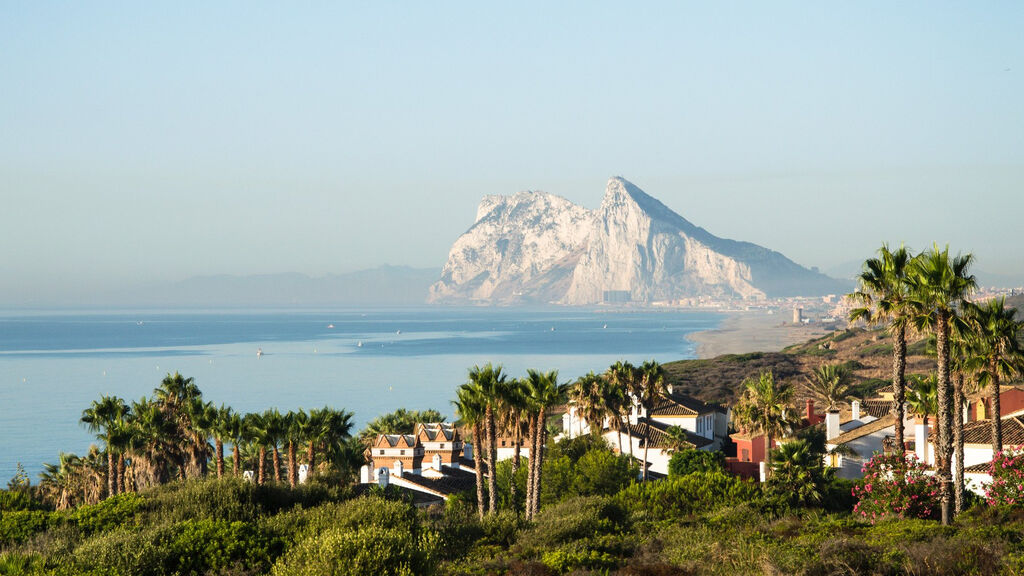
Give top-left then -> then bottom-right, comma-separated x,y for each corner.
429,177 -> 845,305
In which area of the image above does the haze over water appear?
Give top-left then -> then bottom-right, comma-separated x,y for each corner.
0,307 -> 721,480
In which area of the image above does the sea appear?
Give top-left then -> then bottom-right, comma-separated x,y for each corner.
0,307 -> 722,480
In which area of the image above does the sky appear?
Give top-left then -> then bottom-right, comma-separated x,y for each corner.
2,3 -> 1023,305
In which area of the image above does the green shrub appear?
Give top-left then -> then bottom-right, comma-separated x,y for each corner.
571,449 -> 638,497
613,471 -> 758,520
517,496 -> 627,553
667,449 -> 725,477
271,498 -> 436,576
0,510 -> 52,546
71,526 -> 163,576
160,518 -> 282,575
0,489 -> 47,513
69,493 -> 145,536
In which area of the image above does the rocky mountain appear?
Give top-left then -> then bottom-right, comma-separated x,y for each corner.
429,177 -> 847,305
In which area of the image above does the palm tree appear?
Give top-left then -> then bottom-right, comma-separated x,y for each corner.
524,369 -> 565,519
906,374 -> 938,428
286,409 -> 308,488
245,412 -> 269,485
496,377 -> 528,514
570,372 -> 609,439
637,360 -> 667,481
39,452 -> 81,510
908,244 -> 975,524
454,384 -> 487,520
849,244 -> 915,454
802,364 -> 855,413
964,297 -> 1024,452
223,410 -> 246,477
262,409 -> 287,483
606,361 -> 640,460
80,395 -> 130,498
663,426 -> 692,455
733,371 -> 795,477
467,363 -> 506,515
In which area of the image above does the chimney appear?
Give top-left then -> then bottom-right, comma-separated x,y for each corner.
851,400 -> 861,421
915,417 -> 929,464
826,411 -> 841,441
805,399 -> 815,422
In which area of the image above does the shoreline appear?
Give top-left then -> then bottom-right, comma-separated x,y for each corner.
687,311 -> 835,359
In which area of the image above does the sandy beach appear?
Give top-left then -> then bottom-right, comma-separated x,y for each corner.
686,311 -> 836,359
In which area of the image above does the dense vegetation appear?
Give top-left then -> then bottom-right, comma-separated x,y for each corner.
6,434 -> 1024,575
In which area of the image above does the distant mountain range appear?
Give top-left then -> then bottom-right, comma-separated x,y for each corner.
430,177 -> 850,305
98,266 -> 439,308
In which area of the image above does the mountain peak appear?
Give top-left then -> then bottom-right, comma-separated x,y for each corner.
431,178 -> 847,305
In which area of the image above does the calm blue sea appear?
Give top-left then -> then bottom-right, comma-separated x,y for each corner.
0,307 -> 721,480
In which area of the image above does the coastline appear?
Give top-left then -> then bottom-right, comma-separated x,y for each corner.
687,310 -> 835,359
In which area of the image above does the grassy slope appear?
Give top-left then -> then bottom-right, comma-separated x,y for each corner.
664,327 -> 937,406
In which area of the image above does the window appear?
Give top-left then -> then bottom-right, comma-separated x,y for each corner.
440,443 -> 445,449
379,450 -> 385,455
400,450 -> 405,456
741,449 -> 749,462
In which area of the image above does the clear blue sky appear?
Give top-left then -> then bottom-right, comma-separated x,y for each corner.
2,3 -> 1023,304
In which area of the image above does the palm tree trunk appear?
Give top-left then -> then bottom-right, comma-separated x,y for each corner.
892,325 -> 907,456
485,403 -> 497,515
107,450 -> 115,498
216,438 -> 224,479
954,372 -> 965,514
257,447 -> 267,485
525,415 -> 535,519
991,357 -> 1003,452
616,427 -> 623,455
532,408 -> 546,518
764,433 -> 773,480
272,447 -> 282,483
936,311 -> 953,525
117,454 -> 126,493
472,421 -> 485,520
510,415 -> 521,513
232,445 -> 241,477
307,440 -> 317,475
288,441 -> 296,488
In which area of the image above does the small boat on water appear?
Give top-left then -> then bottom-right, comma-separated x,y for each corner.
327,324 -> 334,329
257,348 -> 263,359
357,341 -> 363,348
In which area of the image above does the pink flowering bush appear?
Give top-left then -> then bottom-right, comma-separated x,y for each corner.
985,445 -> 1024,507
852,453 -> 940,523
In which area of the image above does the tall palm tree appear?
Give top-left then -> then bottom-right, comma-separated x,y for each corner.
524,369 -> 565,519
262,409 -> 287,483
223,409 -> 246,477
908,244 -> 975,524
126,396 -> 175,489
637,360 -> 667,481
454,384 -> 487,520
802,364 -> 855,413
80,395 -> 130,498
496,377 -> 528,514
467,363 -> 506,515
286,409 -> 308,488
39,452 -> 81,510
849,244 -> 915,454
964,297 -> 1024,452
245,412 -> 269,485
733,371 -> 794,477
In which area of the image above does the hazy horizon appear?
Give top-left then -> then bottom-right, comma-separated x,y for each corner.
3,3 -> 1023,306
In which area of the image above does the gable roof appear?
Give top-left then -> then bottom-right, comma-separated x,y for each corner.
861,399 -> 893,419
831,414 -> 897,445
416,422 -> 457,442
649,392 -> 723,417
375,434 -> 417,448
624,417 -> 713,449
962,416 -> 1024,445
396,467 -> 478,497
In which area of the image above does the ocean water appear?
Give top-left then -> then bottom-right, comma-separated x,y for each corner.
0,307 -> 722,480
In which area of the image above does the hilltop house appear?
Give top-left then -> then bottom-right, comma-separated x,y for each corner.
563,387 -> 728,476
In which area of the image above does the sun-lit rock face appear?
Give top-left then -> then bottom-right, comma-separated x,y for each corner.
429,177 -> 844,305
